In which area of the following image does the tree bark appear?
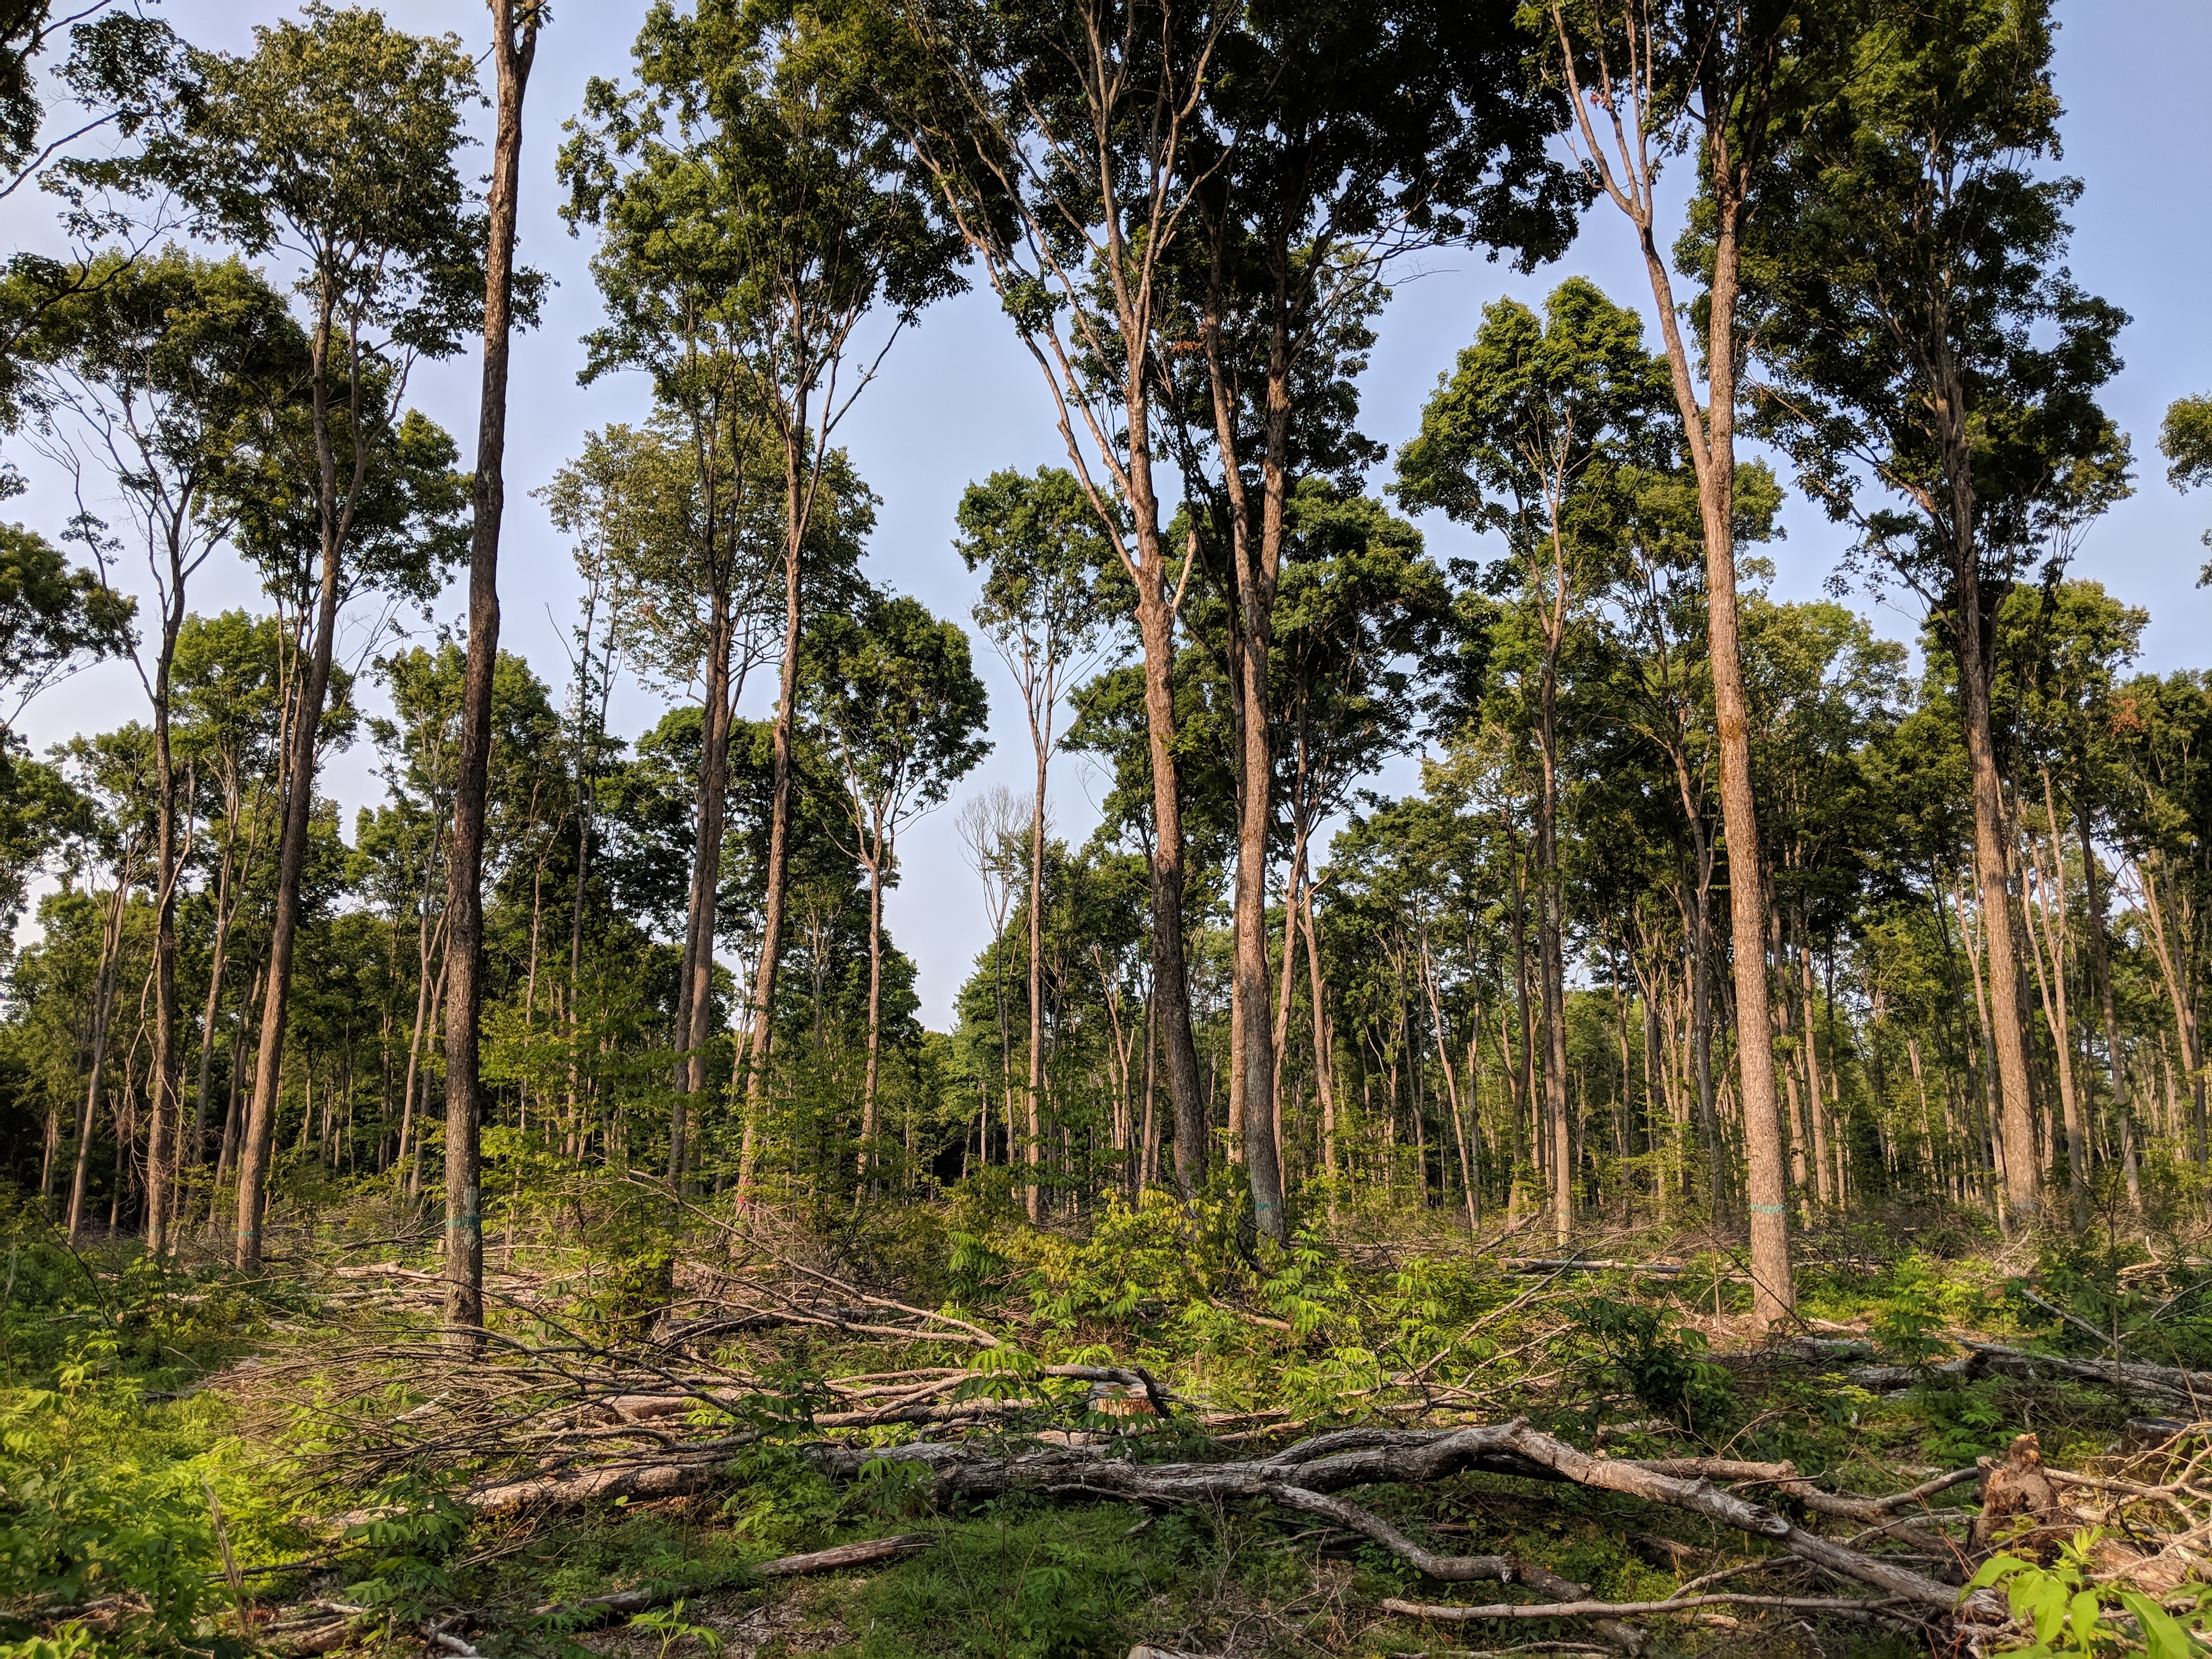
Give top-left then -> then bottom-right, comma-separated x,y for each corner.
441,0 -> 539,1344
1199,286 -> 1288,1240
1536,568 -> 1571,1245
234,290 -> 350,1272
2135,861 -> 2207,1169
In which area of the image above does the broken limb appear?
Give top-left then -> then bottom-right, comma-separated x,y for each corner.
1381,1592 -> 1922,1623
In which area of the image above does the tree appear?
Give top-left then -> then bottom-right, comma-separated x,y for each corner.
1164,0 -> 1578,1239
802,592 -> 988,1180
1600,461 -> 1785,1212
955,782 -> 1027,1169
0,0 -> 179,201
1745,0 -> 2128,1222
2160,394 -> 2212,585
1398,276 -> 1669,1243
0,520 -> 131,738
442,0 -> 545,1347
168,610 -> 289,1214
51,720 -> 150,1243
1537,0 -> 1810,1323
125,4 -> 493,1268
0,2 -> 183,467
563,0 -> 964,1186
871,0 -> 1227,1197
20,248 -> 304,1254
1268,482 -> 1454,1200
956,466 -> 1110,1218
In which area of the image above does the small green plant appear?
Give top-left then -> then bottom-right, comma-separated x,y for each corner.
627,1600 -> 723,1659
1912,1375 -> 2008,1462
1568,1297 -> 1735,1437
0,1330 -> 265,1655
857,1454 -> 935,1521
1872,1254 -> 1953,1368
338,1479 -> 473,1637
0,1625 -> 99,1659
1965,1530 -> 2211,1659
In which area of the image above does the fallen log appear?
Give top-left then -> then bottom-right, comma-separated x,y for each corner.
1960,1341 -> 2211,1404
758,1534 -> 936,1577
1500,1259 -> 1687,1276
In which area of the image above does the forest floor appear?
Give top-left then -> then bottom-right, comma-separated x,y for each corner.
7,1175 -> 2212,1659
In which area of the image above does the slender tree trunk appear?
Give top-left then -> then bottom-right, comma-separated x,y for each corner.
1025,724 -> 1047,1221
2022,777 -> 2085,1225
438,0 -> 538,1344
1300,883 -> 1336,1210
741,400 -> 812,1193
186,811 -> 240,1213
2078,799 -> 2140,1207
236,278 -> 373,1271
1688,234 -> 1791,1318
1931,377 -> 2038,1216
673,601 -> 733,1186
2136,862 -> 2207,1169
1421,935 -> 1478,1243
1537,618 -> 1571,1245
143,569 -> 190,1255
1798,912 -> 1831,1209
66,873 -> 131,1244
1550,0 -> 1793,1322
861,831 -> 888,1186
1132,534 -> 1206,1198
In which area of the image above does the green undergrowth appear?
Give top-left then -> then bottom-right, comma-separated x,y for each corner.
4,1183 -> 2209,1657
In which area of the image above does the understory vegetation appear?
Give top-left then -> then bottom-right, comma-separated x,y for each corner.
7,1185 -> 2212,1658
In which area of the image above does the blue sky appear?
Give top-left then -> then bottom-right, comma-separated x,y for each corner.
5,0 -> 2209,1026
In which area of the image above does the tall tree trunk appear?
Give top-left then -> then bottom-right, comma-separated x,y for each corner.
1797,911 -> 1831,1208
235,290 -> 353,1272
2023,776 -> 2085,1226
673,599 -> 733,1186
1300,882 -> 1336,1209
2078,799 -> 2140,1207
2135,862 -> 2207,1167
441,0 -> 539,1344
1549,0 -> 1793,1324
1420,935 -> 1478,1243
1686,206 -> 1791,1323
1199,337 -> 1288,1240
1932,358 -> 2038,1217
186,800 -> 240,1216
